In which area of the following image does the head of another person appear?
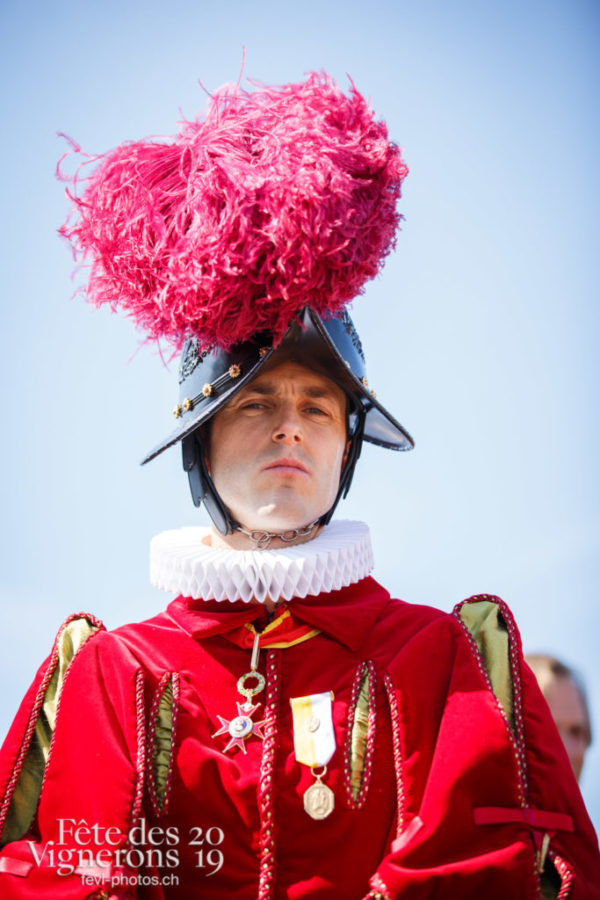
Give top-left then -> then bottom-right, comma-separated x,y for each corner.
526,654 -> 592,781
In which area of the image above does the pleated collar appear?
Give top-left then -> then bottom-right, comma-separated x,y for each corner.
151,520 -> 373,605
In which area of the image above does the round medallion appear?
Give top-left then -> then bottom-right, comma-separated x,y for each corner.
303,781 -> 335,820
228,715 -> 253,738
305,715 -> 321,733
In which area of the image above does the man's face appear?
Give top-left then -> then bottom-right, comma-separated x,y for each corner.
209,361 -> 347,534
545,676 -> 590,782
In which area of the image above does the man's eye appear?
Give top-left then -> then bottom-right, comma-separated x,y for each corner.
242,402 -> 267,410
306,406 -> 328,416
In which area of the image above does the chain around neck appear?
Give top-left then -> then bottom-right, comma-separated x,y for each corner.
235,519 -> 320,550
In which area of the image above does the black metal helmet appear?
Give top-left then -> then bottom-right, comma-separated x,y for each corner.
141,306 -> 413,534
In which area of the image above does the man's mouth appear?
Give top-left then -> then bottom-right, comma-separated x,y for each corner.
262,457 -> 310,475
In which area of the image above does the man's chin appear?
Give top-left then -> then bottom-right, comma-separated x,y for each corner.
210,501 -> 327,550
243,503 -> 325,535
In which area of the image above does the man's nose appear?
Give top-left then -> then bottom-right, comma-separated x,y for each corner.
272,405 -> 303,444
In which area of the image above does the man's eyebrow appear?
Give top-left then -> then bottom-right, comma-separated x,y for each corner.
302,386 -> 338,399
240,383 -> 339,400
239,383 -> 276,396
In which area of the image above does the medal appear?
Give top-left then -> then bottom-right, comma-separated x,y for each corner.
213,632 -> 267,753
290,691 -> 336,819
212,697 -> 266,753
303,767 -> 335,820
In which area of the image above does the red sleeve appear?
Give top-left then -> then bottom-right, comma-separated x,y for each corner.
365,599 -> 600,899
0,616 -> 155,900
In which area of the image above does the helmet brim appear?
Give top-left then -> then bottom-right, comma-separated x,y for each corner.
141,307 -> 413,465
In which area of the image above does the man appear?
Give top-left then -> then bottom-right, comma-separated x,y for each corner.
0,73 -> 599,899
526,654 -> 593,782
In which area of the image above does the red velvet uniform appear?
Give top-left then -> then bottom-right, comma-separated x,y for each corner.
0,578 -> 598,898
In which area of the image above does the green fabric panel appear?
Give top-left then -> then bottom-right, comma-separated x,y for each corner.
154,679 -> 174,809
349,669 -> 369,803
458,600 -> 514,733
1,617 -> 99,845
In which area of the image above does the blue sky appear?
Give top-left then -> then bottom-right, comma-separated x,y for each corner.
1,0 -> 599,827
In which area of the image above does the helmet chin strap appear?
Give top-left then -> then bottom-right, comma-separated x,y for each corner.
235,520 -> 320,550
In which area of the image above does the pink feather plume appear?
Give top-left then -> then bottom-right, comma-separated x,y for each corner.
58,72 -> 408,351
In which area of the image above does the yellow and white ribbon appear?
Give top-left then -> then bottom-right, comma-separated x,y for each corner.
290,691 -> 336,768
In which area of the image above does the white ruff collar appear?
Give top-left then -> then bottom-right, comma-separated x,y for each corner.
150,520 -> 373,604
